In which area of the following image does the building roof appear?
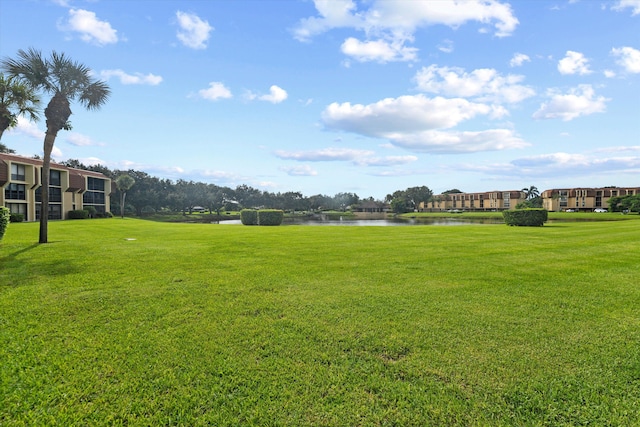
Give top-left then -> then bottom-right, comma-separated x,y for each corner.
0,153 -> 111,194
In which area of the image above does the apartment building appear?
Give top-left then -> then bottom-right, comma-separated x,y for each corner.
0,153 -> 112,221
541,187 -> 640,212
420,190 -> 527,212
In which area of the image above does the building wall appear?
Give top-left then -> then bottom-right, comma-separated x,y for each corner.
420,190 -> 526,211
541,187 -> 640,212
1,153 -> 112,221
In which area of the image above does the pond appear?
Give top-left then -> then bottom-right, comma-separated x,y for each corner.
220,217 -> 505,226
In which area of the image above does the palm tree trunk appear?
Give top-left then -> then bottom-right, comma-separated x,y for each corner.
39,133 -> 56,243
121,192 -> 126,219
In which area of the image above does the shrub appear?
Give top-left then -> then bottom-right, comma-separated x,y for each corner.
10,213 -> 24,223
503,209 -> 548,226
0,207 -> 10,241
68,209 -> 89,219
85,206 -> 97,218
240,209 -> 258,225
240,209 -> 284,226
258,209 -> 284,226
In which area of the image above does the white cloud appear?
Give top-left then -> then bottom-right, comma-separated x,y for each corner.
258,85 -> 288,103
51,146 -> 64,161
340,37 -> 417,62
354,155 -> 418,166
469,150 -> 640,179
78,157 -> 106,166
279,165 -> 318,176
8,116 -> 44,139
176,11 -> 213,49
388,129 -> 529,153
533,85 -> 609,121
100,69 -> 163,85
66,132 -> 103,147
612,0 -> 640,15
611,46 -> 640,73
59,8 -> 119,46
414,65 -> 535,104
604,69 -> 617,78
197,82 -> 232,101
322,95 -> 496,136
321,95 -> 526,153
293,0 -> 518,62
275,147 -> 374,162
509,53 -> 530,67
438,39 -> 454,53
558,51 -> 592,75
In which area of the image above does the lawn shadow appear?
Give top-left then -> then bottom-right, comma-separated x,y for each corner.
1,242 -> 40,262
1,242 -> 81,287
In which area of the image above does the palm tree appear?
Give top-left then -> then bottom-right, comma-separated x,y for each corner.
1,48 -> 110,243
521,185 -> 540,200
115,174 -> 135,219
0,72 -> 40,141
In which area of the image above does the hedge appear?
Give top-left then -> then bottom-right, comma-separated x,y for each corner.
257,209 -> 284,226
10,213 -> 24,223
240,209 -> 258,225
503,209 -> 548,226
0,207 -> 9,241
68,209 -> 90,219
240,209 -> 284,226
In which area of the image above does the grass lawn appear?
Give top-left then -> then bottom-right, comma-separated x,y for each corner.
1,218 -> 639,426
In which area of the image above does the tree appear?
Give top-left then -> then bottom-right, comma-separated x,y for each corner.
115,174 -> 135,219
521,185 -> 540,200
0,72 -> 40,141
405,186 -> 433,211
0,142 -> 15,153
2,49 -> 110,243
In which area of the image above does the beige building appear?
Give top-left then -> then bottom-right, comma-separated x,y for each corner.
1,153 -> 112,221
541,187 -> 640,212
420,190 -> 527,212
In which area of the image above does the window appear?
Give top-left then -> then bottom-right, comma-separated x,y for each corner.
36,204 -> 62,220
7,203 -> 27,220
35,187 -> 62,203
11,164 -> 26,181
559,191 -> 568,207
50,170 -> 61,186
5,183 -> 26,200
87,177 -> 105,191
83,191 -> 105,205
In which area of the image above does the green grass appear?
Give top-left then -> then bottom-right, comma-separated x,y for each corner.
1,219 -> 639,426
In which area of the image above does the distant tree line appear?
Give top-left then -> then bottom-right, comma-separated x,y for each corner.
63,159 -> 432,215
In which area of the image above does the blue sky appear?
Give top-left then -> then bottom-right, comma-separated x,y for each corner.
1,0 -> 638,199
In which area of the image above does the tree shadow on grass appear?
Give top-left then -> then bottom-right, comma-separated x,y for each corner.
1,243 -> 81,287
1,242 -> 40,261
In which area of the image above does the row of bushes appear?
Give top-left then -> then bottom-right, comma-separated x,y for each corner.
503,209 -> 548,226
240,209 -> 284,226
68,209 -> 113,219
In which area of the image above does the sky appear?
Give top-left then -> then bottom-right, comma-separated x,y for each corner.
1,0 -> 639,199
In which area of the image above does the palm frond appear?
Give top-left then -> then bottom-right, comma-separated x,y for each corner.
79,80 -> 111,110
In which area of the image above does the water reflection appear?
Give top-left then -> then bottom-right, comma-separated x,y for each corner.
221,217 -> 504,226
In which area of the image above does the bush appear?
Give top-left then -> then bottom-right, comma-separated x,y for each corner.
240,209 -> 258,225
258,209 -> 284,226
85,206 -> 97,218
10,213 -> 24,223
240,209 -> 284,226
0,207 -> 9,241
68,209 -> 89,219
503,209 -> 548,226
